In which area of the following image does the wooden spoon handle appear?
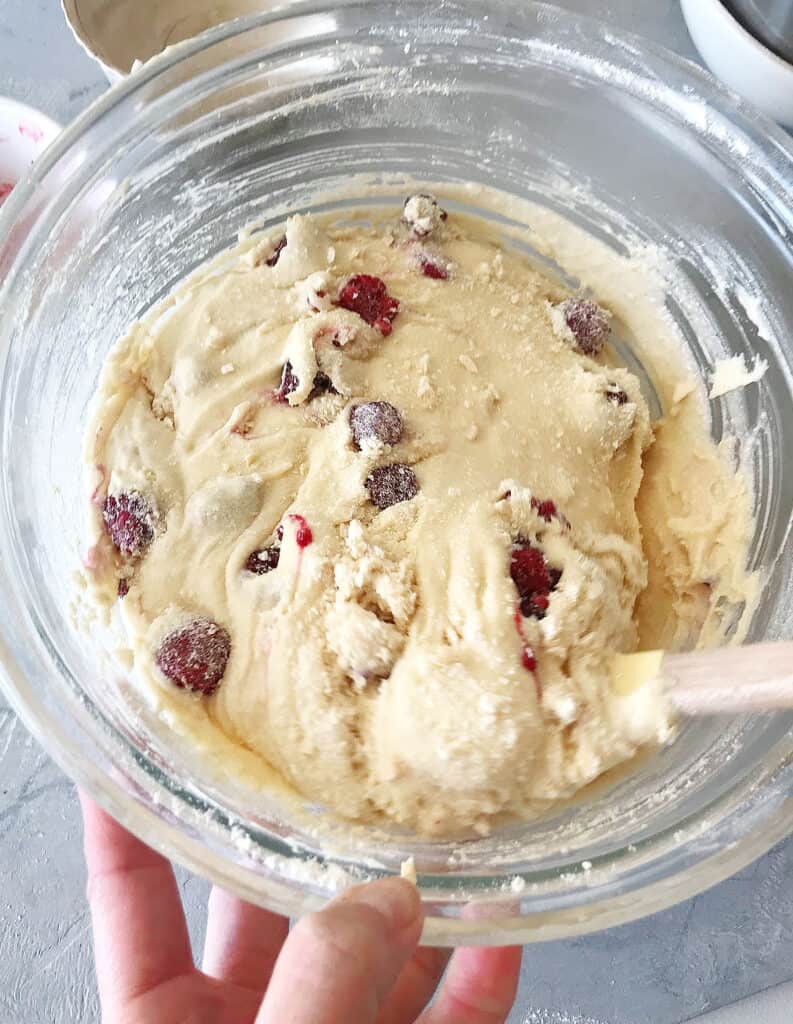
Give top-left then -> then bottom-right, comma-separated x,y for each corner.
666,642 -> 793,715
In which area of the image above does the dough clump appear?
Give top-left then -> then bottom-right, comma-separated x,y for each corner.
84,198 -> 751,835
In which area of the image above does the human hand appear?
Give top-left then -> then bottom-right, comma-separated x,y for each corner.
80,793 -> 522,1023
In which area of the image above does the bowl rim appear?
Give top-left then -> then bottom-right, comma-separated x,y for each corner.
2,0 -> 793,944
684,0 -> 793,74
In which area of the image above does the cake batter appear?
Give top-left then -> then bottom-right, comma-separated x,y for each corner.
83,194 -> 753,835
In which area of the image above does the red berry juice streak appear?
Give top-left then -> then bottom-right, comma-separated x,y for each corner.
513,606 -> 541,699
84,543 -> 108,573
84,464 -> 110,572
286,514 -> 313,583
90,464 -> 107,505
230,424 -> 269,441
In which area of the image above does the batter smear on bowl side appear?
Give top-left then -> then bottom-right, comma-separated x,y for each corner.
83,193 -> 753,836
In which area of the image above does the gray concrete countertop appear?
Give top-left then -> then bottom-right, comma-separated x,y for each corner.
1,2 -> 792,1022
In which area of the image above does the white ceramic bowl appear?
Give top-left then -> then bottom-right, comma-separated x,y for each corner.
0,98 -> 60,208
681,0 -> 793,128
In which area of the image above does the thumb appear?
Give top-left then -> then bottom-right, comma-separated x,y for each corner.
257,877 -> 422,1024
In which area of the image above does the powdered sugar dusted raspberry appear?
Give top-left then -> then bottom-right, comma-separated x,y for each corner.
350,401 -> 403,449
244,545 -> 280,574
265,235 -> 287,267
102,491 -> 155,556
365,464 -> 419,509
338,275 -> 399,336
556,298 -> 611,356
403,193 -> 446,238
156,618 -> 231,695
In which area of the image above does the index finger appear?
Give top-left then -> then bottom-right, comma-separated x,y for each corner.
79,792 -> 194,1014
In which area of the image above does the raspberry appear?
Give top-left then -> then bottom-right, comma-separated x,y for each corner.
244,545 -> 280,574
510,540 -> 562,620
289,514 -> 313,548
560,298 -> 611,355
403,194 -> 446,238
275,361 -> 300,402
276,364 -> 335,403
365,464 -> 419,509
420,257 -> 449,280
252,516 -> 312,564
531,496 -> 570,530
605,383 -> 629,405
155,619 -> 231,695
265,235 -> 287,267
522,647 -> 537,673
531,497 -> 558,522
337,275 -> 399,336
350,402 -> 403,449
102,492 -> 155,557
310,372 -> 337,397
511,544 -> 551,597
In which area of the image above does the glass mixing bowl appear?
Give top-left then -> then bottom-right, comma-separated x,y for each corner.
0,0 -> 792,945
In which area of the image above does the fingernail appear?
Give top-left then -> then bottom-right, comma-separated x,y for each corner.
357,877 -> 421,933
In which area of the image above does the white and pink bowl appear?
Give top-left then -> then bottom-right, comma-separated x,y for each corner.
0,97 -> 60,210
